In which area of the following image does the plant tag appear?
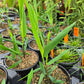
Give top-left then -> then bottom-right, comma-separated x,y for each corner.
74,27 -> 79,37
64,34 -> 68,43
43,4 -> 46,10
60,11 -> 64,15
51,49 -> 54,58
82,53 -> 84,66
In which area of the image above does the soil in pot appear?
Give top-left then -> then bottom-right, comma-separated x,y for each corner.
16,33 -> 33,42
0,41 -> 13,54
11,16 -> 20,24
32,66 -> 69,84
0,69 -> 6,84
27,22 -> 31,28
6,50 -> 38,70
0,22 -> 8,30
40,27 -> 47,32
52,49 -> 79,63
29,39 -> 51,50
1,29 -> 20,38
30,40 -> 39,50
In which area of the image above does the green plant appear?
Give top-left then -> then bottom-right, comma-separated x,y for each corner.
24,0 -> 76,83
66,37 -> 82,48
1,79 -> 5,84
0,0 -> 29,68
69,0 -> 84,29
54,48 -> 79,63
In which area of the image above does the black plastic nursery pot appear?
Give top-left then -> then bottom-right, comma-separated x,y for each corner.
58,65 -> 71,84
16,32 -> 34,48
43,30 -> 62,39
3,50 -> 39,78
28,39 -> 42,61
68,36 -> 84,49
3,10 -> 17,17
28,39 -> 51,62
31,64 -> 71,84
1,27 -> 20,39
50,48 -> 81,68
0,65 -> 8,84
1,30 -> 10,39
68,63 -> 82,81
0,57 -> 26,84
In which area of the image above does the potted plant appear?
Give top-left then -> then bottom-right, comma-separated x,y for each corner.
24,1 -> 76,83
28,36 -> 51,62
50,47 -> 80,67
1,16 -> 20,38
0,34 -> 13,55
66,37 -> 83,48
0,0 -> 39,78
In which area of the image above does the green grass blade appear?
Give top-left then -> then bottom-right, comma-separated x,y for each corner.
18,0 -> 27,43
0,45 -> 19,54
1,79 -> 5,84
25,1 -> 44,57
47,50 -> 69,65
39,62 -> 46,74
38,73 -> 45,84
24,37 -> 28,51
8,60 -> 22,69
27,69 -> 33,84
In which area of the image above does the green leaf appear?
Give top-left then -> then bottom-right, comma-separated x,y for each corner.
27,69 -> 33,84
47,50 -> 69,65
5,55 -> 15,60
18,0 -> 27,43
24,37 -> 28,51
9,31 -> 21,56
47,31 -> 50,44
25,1 -> 44,58
0,37 -> 22,46
6,0 -> 15,7
0,45 -> 19,54
47,65 -> 57,76
48,11 -> 53,26
43,22 -> 76,58
49,75 -> 64,84
1,79 -> 5,84
18,67 -> 41,81
8,60 -> 22,69
33,0 -> 37,14
39,62 -> 46,75
64,0 -> 67,10
38,73 -> 45,84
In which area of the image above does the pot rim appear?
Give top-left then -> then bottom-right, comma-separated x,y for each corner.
28,39 -> 40,52
50,48 -> 81,66
3,50 -> 39,71
32,64 -> 70,84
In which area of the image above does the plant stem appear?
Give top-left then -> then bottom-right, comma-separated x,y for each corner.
23,43 -> 25,58
45,65 -> 48,78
